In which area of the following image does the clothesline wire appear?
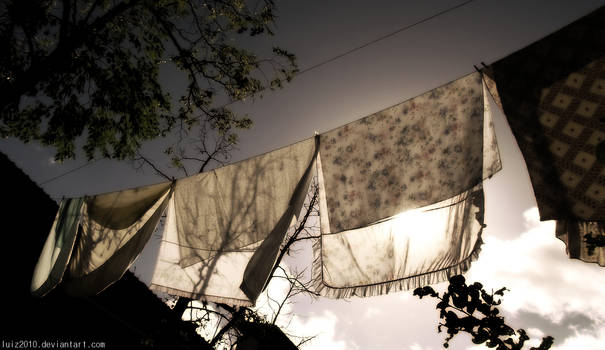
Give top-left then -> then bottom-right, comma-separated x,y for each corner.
215,0 -> 477,110
40,158 -> 99,185
295,0 -> 476,77
39,0 -> 477,187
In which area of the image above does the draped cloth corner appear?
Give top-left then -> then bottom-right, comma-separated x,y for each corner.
149,136 -> 318,306
32,137 -> 318,306
312,71 -> 502,298
556,221 -> 605,266
485,5 -> 605,265
31,198 -> 84,297
312,183 -> 486,298
31,181 -> 173,297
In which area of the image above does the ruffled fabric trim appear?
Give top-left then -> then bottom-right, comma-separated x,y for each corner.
311,232 -> 483,299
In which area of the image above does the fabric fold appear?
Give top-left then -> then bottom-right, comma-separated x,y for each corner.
31,181 -> 173,297
150,137 -> 318,306
313,71 -> 501,298
174,138 -> 317,267
63,183 -> 172,295
485,5 -> 605,265
240,136 -> 319,301
313,184 -> 485,298
31,198 -> 84,297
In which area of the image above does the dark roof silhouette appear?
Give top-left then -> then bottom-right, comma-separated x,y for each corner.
236,320 -> 298,350
1,152 -> 210,349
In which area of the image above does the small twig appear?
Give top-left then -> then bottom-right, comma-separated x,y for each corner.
134,152 -> 173,181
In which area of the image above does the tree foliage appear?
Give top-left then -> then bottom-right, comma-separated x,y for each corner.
0,0 -> 297,161
414,275 -> 554,350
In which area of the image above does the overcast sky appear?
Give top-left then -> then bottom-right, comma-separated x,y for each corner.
3,0 -> 605,349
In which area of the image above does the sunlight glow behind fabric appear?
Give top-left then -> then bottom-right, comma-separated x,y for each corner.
148,137 -> 318,306
312,73 -> 501,298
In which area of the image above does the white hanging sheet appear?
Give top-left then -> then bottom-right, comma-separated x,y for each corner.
149,137 -> 317,305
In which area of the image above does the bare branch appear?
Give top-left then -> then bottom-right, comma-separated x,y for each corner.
296,334 -> 318,348
134,152 -> 173,181
270,182 -> 319,279
210,307 -> 245,347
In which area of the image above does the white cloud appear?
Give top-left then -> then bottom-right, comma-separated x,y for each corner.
253,265 -> 293,322
362,306 -> 383,319
253,207 -> 605,350
409,343 -> 435,350
553,327 -> 605,350
285,310 -> 352,350
468,207 -> 605,322
464,207 -> 605,347
524,328 -> 546,348
526,327 -> 545,338
464,330 -> 549,350
254,266 -> 353,350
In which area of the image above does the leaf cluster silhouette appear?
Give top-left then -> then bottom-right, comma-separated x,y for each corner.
1,0 -> 297,161
414,275 -> 554,349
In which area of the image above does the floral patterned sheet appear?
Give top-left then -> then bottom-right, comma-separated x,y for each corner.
318,72 -> 500,233
313,72 -> 501,298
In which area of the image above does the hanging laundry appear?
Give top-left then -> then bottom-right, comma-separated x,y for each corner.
149,137 -> 317,306
313,72 -> 501,297
556,221 -> 605,266
32,137 -> 316,305
31,197 -> 84,296
31,181 -> 173,296
173,137 -> 316,267
485,5 -> 605,265
314,184 -> 485,298
64,182 -> 172,295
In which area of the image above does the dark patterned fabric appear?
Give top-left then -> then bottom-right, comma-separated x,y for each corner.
489,7 -> 605,220
556,220 -> 605,266
486,5 -> 605,264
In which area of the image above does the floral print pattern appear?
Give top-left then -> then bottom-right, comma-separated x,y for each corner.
319,72 -> 499,232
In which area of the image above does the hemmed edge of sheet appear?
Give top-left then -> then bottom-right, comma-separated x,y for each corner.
149,284 -> 253,307
310,231 -> 484,299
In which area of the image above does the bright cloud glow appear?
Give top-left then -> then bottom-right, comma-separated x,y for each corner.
362,306 -> 383,319
245,207 -> 605,350
465,207 -> 605,347
465,328 -> 547,350
553,327 -> 605,350
254,265 -> 292,321
409,343 -> 436,350
285,310 -> 352,350
254,266 -> 354,350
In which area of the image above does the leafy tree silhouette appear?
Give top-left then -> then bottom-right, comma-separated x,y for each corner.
2,1 -> 303,347
414,275 -> 554,350
0,0 -> 296,161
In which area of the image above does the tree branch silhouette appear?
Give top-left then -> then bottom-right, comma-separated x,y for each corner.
414,275 -> 554,349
